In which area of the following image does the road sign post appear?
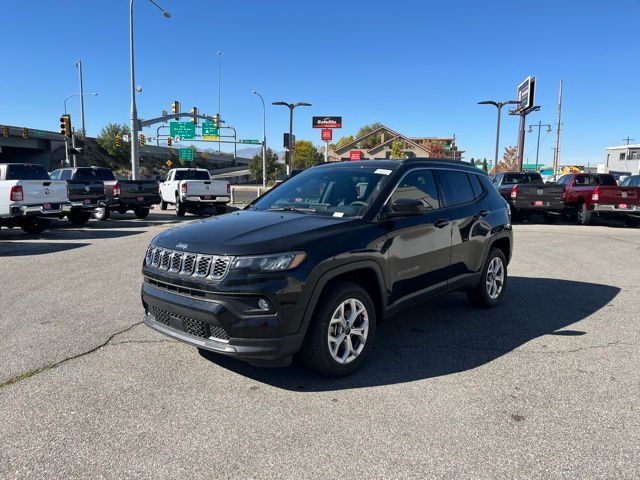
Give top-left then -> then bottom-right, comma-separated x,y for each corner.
179,148 -> 194,161
202,121 -> 219,140
170,122 -> 196,139
239,139 -> 261,144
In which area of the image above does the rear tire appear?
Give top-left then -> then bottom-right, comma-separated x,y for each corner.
175,198 -> 186,217
299,281 -> 376,377
20,218 -> 50,234
93,207 -> 111,221
625,216 -> 640,228
133,207 -> 150,219
118,207 -> 128,215
67,210 -> 91,226
576,202 -> 591,225
160,199 -> 167,211
467,248 -> 508,308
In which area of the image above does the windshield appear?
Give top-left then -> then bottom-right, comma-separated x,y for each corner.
251,166 -> 393,218
175,170 -> 210,181
502,173 -> 543,185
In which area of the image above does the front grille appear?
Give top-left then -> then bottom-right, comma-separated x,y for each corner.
144,246 -> 231,281
149,306 -> 230,341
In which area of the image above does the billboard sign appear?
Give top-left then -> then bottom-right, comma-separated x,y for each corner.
312,116 -> 342,129
321,129 -> 333,141
516,76 -> 536,113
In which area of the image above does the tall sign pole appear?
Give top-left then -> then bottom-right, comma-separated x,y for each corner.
553,80 -> 563,180
510,76 -> 538,171
76,60 -> 86,137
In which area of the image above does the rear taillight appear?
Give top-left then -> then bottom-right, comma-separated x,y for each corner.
113,181 -> 121,197
592,187 -> 600,202
510,186 -> 517,199
10,185 -> 23,202
181,182 -> 187,194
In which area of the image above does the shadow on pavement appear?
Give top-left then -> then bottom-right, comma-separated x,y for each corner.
200,277 -> 620,391
0,241 -> 90,257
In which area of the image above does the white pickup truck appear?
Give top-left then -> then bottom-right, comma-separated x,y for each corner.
159,168 -> 230,216
0,163 -> 71,234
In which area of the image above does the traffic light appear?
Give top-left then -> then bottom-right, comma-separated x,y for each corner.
115,136 -> 122,147
213,113 -> 219,128
139,133 -> 146,146
60,114 -> 72,137
167,137 -> 172,147
22,128 -> 29,139
190,107 -> 198,124
1,125 -> 8,137
171,101 -> 180,117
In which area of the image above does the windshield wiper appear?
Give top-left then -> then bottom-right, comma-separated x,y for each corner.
265,206 -> 317,214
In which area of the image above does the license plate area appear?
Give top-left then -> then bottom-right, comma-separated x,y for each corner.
137,196 -> 144,202
618,203 -> 629,209
43,203 -> 52,210
533,200 -> 548,207
83,199 -> 92,205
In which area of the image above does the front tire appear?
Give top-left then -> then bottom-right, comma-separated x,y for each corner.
300,281 -> 376,377
467,248 -> 508,308
93,206 -> 111,221
67,210 -> 91,226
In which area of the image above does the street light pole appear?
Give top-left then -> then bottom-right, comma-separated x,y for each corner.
528,121 -> 552,170
129,0 -> 171,180
63,92 -> 98,167
272,101 -> 312,175
478,99 -> 519,166
76,60 -> 86,137
253,91 -> 267,187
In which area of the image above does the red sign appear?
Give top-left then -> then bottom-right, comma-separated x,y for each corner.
350,150 -> 362,161
321,129 -> 332,141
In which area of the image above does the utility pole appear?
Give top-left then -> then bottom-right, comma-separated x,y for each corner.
528,121 -> 552,170
553,80 -> 563,181
622,136 -> 635,145
76,60 -> 86,137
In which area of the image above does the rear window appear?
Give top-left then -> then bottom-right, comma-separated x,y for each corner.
502,173 -> 543,184
6,164 -> 50,180
574,175 -> 617,187
74,169 -> 99,181
174,170 -> 210,181
92,168 -> 116,181
438,170 -> 475,206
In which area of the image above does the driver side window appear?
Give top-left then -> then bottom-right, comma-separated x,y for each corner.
389,170 -> 441,211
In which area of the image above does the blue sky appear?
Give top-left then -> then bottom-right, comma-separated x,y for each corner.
1,0 -> 639,166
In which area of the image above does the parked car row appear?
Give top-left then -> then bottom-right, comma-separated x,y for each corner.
491,172 -> 640,227
1,163 -> 230,234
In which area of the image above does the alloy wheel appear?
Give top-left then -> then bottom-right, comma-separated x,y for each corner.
485,257 -> 505,300
327,298 -> 369,364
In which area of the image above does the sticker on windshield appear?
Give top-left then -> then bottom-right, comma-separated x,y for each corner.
374,168 -> 392,175
333,212 -> 344,218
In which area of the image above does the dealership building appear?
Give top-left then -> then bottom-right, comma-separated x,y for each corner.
604,144 -> 640,175
330,125 -> 463,161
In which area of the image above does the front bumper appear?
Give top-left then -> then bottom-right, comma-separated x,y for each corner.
141,281 -> 304,365
592,203 -> 640,216
9,202 -> 71,218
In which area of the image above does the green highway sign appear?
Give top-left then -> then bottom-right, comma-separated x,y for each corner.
201,122 -> 218,137
170,122 -> 195,139
179,148 -> 194,161
239,139 -> 260,144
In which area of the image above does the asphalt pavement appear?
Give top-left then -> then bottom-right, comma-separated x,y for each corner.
1,210 -> 639,479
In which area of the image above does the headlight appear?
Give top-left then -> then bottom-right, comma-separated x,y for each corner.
230,252 -> 306,273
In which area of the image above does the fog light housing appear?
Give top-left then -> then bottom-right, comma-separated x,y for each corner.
258,298 -> 270,311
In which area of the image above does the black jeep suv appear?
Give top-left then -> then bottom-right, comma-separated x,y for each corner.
141,159 -> 512,376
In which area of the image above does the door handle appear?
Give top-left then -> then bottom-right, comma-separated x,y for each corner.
478,209 -> 489,217
434,219 -> 450,228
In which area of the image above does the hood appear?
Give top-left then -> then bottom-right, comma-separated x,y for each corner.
152,210 -> 362,255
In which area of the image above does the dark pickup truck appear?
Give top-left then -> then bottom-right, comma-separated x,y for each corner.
88,167 -> 160,220
49,167 -> 106,225
491,172 -> 565,223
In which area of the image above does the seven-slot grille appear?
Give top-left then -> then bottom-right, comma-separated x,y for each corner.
145,245 -> 231,280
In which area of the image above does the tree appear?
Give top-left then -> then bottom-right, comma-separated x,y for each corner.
494,146 -> 518,172
428,140 -> 446,158
293,140 -> 323,169
482,158 -> 488,172
330,135 -> 354,150
248,148 -> 283,183
390,139 -> 407,159
355,122 -> 384,149
96,123 -> 130,164
469,157 -> 475,166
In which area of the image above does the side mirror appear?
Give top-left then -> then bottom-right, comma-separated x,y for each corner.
387,198 -> 425,217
